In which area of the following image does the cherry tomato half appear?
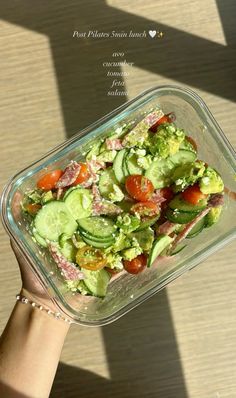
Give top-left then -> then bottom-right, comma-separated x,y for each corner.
125,175 -> 154,202
71,163 -> 90,186
76,245 -> 106,271
185,136 -> 198,152
181,184 -> 208,205
131,201 -> 159,217
37,169 -> 63,191
123,254 -> 147,275
25,203 -> 42,215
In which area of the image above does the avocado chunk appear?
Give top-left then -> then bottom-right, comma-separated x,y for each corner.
150,123 -> 185,158
172,161 -> 205,191
97,149 -> 117,163
116,214 -> 140,234
42,190 -> 54,204
131,228 -> 154,251
112,232 -> 131,253
205,206 -> 222,227
199,167 -> 224,194
122,246 -> 142,261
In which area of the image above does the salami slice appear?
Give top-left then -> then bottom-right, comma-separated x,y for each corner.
55,161 -> 81,188
105,138 -> 123,150
92,184 -> 101,201
208,193 -> 224,208
151,190 -> 166,206
80,177 -> 93,188
171,207 -> 210,251
157,220 -> 177,235
92,201 -> 122,216
48,243 -> 84,281
92,184 -> 122,215
56,187 -> 64,200
87,159 -> 105,183
122,109 -> 164,147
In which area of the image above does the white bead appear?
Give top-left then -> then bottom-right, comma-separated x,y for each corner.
16,295 -> 21,300
22,298 -> 28,304
31,302 -> 36,307
47,310 -> 52,315
39,306 -> 43,310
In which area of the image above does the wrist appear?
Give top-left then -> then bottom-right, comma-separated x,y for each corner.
21,286 -> 59,311
16,299 -> 71,334
17,289 -> 72,331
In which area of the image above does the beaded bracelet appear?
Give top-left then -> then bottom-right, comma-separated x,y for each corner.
16,294 -> 73,324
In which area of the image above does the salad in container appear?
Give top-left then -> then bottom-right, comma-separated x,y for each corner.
1,86 -> 236,325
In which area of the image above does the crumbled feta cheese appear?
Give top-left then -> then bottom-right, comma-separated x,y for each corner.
201,176 -> 210,185
115,126 -> 123,134
135,148 -> 146,156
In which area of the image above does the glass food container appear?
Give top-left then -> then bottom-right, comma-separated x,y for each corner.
1,85 -> 236,326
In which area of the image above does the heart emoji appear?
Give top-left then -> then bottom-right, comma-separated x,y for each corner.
149,30 -> 157,38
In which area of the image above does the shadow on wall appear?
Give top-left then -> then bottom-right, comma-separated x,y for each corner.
0,0 -> 236,139
51,291 -> 188,398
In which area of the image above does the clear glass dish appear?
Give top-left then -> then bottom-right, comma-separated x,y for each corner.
1,85 -> 236,326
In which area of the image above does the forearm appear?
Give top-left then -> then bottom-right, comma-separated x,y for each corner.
0,295 -> 70,398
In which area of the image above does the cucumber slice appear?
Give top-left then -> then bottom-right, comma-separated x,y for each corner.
148,235 -> 173,267
58,233 -> 77,261
169,149 -> 197,166
83,268 -> 111,298
136,216 -> 159,231
64,188 -> 92,220
145,158 -> 175,188
59,232 -> 71,247
186,217 -> 205,238
78,228 -> 115,243
99,168 -> 118,199
113,149 -> 128,183
125,151 -> 143,175
63,186 -> 78,200
122,151 -> 130,177
60,240 -> 77,262
171,242 -> 187,255
77,280 -> 93,295
77,217 -> 116,239
32,228 -> 47,247
34,201 -> 77,241
166,208 -> 198,224
145,150 -> 197,189
81,235 -> 114,249
169,195 -> 208,213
